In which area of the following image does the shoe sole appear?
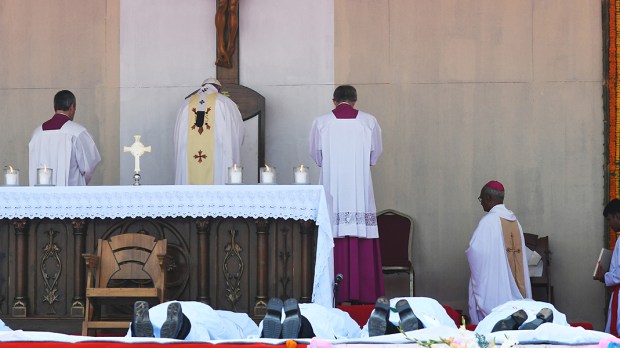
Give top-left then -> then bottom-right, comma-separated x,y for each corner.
281,298 -> 301,339
491,309 -> 528,332
133,301 -> 154,338
520,308 -> 554,330
160,302 -> 183,339
368,296 -> 389,337
396,299 -> 419,332
262,298 -> 283,339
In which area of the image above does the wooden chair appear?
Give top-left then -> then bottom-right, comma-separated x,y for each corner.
82,233 -> 169,336
523,232 -> 553,303
377,209 -> 415,296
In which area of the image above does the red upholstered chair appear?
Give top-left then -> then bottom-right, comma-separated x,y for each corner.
377,209 -> 415,296
337,304 -> 375,328
442,305 -> 463,327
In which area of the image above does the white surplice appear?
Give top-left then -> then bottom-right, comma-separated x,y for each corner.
28,121 -> 101,186
466,204 -> 532,324
173,84 -> 245,185
309,111 -> 382,238
127,301 -> 259,341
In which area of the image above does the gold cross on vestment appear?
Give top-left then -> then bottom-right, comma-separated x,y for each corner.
123,135 -> 152,173
194,150 -> 207,163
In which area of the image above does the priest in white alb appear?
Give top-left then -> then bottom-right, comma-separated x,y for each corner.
28,90 -> 101,186
466,180 -> 532,324
174,78 -> 244,184
309,85 -> 384,304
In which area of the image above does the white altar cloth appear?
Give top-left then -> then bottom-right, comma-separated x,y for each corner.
0,184 -> 335,308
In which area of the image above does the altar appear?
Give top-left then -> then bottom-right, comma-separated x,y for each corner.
0,185 -> 334,333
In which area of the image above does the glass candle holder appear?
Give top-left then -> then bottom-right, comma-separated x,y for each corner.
228,165 -> 243,184
37,167 -> 53,185
4,166 -> 19,186
260,165 -> 276,184
294,164 -> 309,184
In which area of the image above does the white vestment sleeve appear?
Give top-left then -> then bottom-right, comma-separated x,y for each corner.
370,118 -> 382,166
173,103 -> 189,185
309,118 -> 322,166
74,129 -> 101,185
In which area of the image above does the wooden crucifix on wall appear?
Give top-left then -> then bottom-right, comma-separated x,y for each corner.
215,0 -> 240,83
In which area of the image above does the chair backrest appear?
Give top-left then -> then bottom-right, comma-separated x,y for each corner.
377,209 -> 413,269
523,232 -> 550,282
94,233 -> 167,292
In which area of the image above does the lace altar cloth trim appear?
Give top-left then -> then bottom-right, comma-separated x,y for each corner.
0,184 -> 335,308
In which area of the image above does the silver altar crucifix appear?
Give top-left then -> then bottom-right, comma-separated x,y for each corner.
123,135 -> 151,185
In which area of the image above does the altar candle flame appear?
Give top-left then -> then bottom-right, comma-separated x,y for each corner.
300,164 -> 305,172
8,166 -> 14,173
233,163 -> 238,172
265,164 -> 271,172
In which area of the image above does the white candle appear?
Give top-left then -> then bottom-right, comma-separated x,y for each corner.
4,167 -> 18,186
294,165 -> 309,184
229,165 -> 243,184
37,167 -> 52,185
261,165 -> 275,184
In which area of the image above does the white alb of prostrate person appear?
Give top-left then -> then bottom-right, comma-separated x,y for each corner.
360,297 -> 458,338
126,301 -> 258,341
474,299 -> 568,334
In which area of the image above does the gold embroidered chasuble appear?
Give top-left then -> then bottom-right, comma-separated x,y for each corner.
500,218 -> 527,297
187,92 -> 217,184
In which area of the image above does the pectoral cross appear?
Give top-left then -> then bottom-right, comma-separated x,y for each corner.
123,135 -> 151,173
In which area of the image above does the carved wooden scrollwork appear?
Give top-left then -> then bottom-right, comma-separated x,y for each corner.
223,229 -> 244,310
40,229 -> 62,313
277,226 -> 291,298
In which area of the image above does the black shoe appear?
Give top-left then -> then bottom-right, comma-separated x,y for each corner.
132,301 -> 154,337
519,308 -> 553,330
396,299 -> 420,332
491,309 -> 528,332
369,296 -> 390,337
282,298 -> 301,339
160,302 -> 184,339
262,298 -> 283,339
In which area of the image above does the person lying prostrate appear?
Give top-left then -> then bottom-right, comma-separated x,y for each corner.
127,301 -> 258,340
362,296 -> 458,337
474,299 -> 568,334
258,298 -> 362,339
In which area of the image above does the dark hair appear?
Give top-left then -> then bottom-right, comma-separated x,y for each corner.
54,90 -> 76,111
604,198 -> 620,217
333,85 -> 357,103
481,185 -> 505,201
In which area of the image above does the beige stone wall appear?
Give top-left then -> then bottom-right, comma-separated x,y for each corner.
0,0 -> 119,185
0,0 -> 608,330
336,0 -> 605,327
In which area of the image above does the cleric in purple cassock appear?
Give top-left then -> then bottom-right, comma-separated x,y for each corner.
309,85 -> 384,304
28,90 -> 101,186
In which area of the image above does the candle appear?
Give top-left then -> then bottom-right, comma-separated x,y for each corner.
37,167 -> 53,185
4,166 -> 19,186
229,164 -> 243,184
260,165 -> 276,184
294,164 -> 309,184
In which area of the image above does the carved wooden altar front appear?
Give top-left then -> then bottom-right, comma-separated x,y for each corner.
0,216 -> 316,332
0,185 -> 332,333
